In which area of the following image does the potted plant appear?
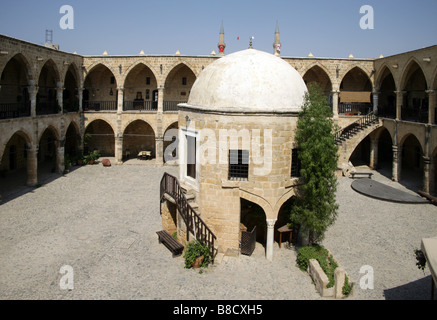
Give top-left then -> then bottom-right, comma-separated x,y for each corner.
184,240 -> 211,269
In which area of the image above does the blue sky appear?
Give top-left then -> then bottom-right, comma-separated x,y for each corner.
0,0 -> 436,58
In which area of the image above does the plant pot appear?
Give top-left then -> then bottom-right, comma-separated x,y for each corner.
192,255 -> 204,268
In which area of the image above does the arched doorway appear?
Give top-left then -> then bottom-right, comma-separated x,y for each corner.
38,127 -> 59,177
64,122 -> 80,165
303,65 -> 332,110
377,128 -> 393,178
378,67 -> 396,118
37,60 -> 60,115
164,64 -> 196,111
401,61 -> 428,123
349,136 -> 371,167
84,120 -> 115,156
240,198 -> 267,249
83,64 -> 118,111
123,120 -> 156,160
400,134 -> 423,190
123,63 -> 158,111
63,64 -> 80,113
0,54 -> 31,119
339,67 -> 372,115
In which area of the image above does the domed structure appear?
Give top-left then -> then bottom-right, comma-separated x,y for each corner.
184,49 -> 307,113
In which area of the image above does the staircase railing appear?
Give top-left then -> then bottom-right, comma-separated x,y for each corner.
335,111 -> 378,144
160,172 -> 217,263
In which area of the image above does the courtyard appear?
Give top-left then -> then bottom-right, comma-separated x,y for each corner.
0,161 -> 436,300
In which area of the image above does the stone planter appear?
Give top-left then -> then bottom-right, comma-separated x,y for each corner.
308,259 -> 351,299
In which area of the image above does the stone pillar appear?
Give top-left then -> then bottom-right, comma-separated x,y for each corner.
117,87 -> 124,113
392,145 -> 401,182
369,138 -> 378,170
56,145 -> 65,174
26,144 -> 38,186
29,84 -> 38,117
426,90 -> 436,125
155,137 -> 164,165
157,87 -> 164,113
266,219 -> 277,261
372,89 -> 379,115
78,87 -> 84,112
56,83 -> 64,113
115,136 -> 123,165
332,91 -> 339,119
395,91 -> 405,121
423,156 -> 431,193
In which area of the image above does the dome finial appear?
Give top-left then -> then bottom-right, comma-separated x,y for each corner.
249,36 -> 255,49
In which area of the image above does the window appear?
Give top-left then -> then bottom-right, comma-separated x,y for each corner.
291,148 -> 301,177
182,77 -> 187,86
110,76 -> 115,84
229,150 -> 249,181
186,135 -> 196,179
146,77 -> 151,85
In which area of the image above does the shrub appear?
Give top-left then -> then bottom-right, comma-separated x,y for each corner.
184,240 -> 211,269
342,274 -> 352,296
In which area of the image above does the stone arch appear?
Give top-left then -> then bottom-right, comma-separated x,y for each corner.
122,119 -> 156,160
164,63 -> 196,110
1,129 -> 33,161
83,63 -> 118,111
37,126 -> 60,175
399,58 -> 428,91
240,197 -> 268,246
0,53 -> 34,82
0,54 -> 33,118
124,62 -> 159,87
123,62 -> 159,110
339,66 -> 373,115
63,63 -> 80,112
37,59 -> 61,85
377,65 -> 397,118
38,124 -> 61,143
399,133 -> 424,186
37,59 -> 61,115
84,119 -> 115,156
64,121 -> 81,159
302,64 -> 333,97
400,59 -> 428,123
239,189 -> 273,219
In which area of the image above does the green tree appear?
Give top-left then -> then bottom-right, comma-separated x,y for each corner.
290,83 -> 339,246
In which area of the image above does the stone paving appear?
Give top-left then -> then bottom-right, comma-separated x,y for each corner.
0,161 -> 436,300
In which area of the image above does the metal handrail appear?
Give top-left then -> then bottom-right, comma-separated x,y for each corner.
335,111 -> 378,144
160,172 -> 217,262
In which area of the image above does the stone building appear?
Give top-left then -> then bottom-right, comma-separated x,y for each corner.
0,25 -> 436,259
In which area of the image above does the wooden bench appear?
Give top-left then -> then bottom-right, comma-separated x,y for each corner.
156,230 -> 184,257
350,172 -> 373,179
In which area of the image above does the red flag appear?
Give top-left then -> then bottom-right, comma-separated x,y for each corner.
237,36 -> 239,40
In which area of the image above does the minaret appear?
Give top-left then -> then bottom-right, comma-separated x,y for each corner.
218,21 -> 226,56
273,21 -> 281,57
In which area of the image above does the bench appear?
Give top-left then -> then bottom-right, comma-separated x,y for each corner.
156,230 -> 184,257
350,172 -> 373,179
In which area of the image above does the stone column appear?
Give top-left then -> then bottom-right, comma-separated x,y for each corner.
332,91 -> 339,119
392,145 -> 401,182
115,136 -> 123,165
56,144 -> 65,174
26,144 -> 38,186
56,83 -> 64,113
372,89 -> 379,115
78,87 -> 84,112
426,90 -> 436,125
423,156 -> 431,193
395,91 -> 405,121
29,84 -> 38,117
157,87 -> 164,113
266,218 -> 277,261
369,138 -> 378,170
117,87 -> 124,113
155,137 -> 164,166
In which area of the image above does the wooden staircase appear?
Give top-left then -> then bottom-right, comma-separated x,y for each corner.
160,173 -> 217,263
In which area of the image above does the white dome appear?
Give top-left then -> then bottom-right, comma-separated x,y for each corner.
184,49 -> 307,113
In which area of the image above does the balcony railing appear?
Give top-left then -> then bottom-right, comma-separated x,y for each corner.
164,101 -> 184,112
83,101 -> 117,112
339,103 -> 372,116
0,102 -> 31,120
124,100 -> 157,112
